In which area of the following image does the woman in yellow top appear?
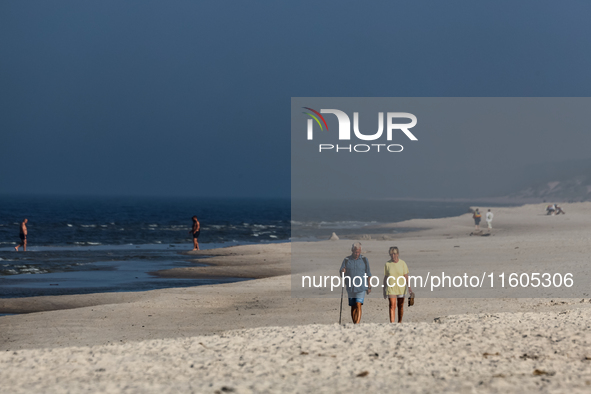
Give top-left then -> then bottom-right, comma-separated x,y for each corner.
383,246 -> 412,323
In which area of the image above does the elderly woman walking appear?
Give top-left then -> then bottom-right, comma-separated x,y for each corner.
383,247 -> 412,323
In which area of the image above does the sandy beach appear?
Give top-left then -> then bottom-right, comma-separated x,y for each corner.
2,202 -> 591,393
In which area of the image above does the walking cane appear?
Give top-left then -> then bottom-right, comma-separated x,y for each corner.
339,284 -> 344,325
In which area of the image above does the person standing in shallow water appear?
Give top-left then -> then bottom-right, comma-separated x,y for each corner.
189,216 -> 200,250
15,218 -> 28,251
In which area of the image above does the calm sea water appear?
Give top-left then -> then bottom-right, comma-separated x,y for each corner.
0,196 -> 289,298
0,196 -> 290,247
0,196 -> 514,298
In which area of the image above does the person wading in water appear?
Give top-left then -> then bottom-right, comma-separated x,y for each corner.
189,216 -> 201,250
15,218 -> 28,252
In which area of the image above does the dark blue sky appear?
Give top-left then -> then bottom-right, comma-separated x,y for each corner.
2,1 -> 591,198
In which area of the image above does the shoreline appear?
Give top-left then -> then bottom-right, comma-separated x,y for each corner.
0,241 -> 290,300
1,202 -> 590,345
151,242 -> 291,280
1,202 -> 588,309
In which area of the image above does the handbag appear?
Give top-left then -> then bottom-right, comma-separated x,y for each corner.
407,287 -> 415,306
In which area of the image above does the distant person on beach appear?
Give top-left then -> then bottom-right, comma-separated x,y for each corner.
189,216 -> 200,250
473,209 -> 482,230
555,205 -> 566,215
14,218 -> 28,251
383,246 -> 412,323
339,242 -> 373,324
486,209 -> 494,232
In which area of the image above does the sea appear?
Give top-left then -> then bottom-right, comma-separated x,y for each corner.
0,196 -> 514,299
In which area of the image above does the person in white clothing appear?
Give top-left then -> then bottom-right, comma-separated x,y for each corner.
486,209 -> 494,232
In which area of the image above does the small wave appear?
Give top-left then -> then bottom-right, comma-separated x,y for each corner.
67,224 -> 73,227
1,264 -> 49,275
148,224 -> 158,227
100,225 -> 108,228
269,235 -> 278,238
18,267 -> 49,274
81,224 -> 97,228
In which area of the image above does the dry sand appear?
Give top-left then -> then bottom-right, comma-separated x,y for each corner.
3,310 -> 591,393
1,202 -> 591,393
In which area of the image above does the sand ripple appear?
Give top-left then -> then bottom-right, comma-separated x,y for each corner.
2,309 -> 591,393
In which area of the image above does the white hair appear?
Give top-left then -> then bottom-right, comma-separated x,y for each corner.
351,242 -> 362,251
